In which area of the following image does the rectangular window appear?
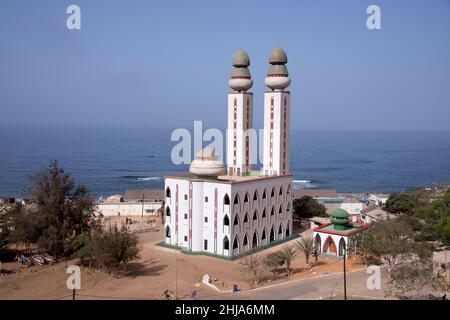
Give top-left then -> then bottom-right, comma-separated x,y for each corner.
205,196 -> 208,203
184,194 -> 188,200
204,217 -> 208,223
204,239 -> 208,250
184,236 -> 188,242
184,213 -> 188,219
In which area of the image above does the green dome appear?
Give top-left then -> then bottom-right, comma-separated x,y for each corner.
331,208 -> 350,230
232,50 -> 250,67
332,208 -> 349,219
231,67 -> 251,78
269,47 -> 288,64
267,64 -> 289,76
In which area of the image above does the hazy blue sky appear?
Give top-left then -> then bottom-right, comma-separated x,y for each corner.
1,0 -> 449,131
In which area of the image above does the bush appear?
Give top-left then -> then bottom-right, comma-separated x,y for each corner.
88,224 -> 141,274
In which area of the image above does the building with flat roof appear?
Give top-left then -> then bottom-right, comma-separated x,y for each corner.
313,208 -> 368,259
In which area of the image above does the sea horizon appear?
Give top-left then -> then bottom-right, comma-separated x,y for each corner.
1,127 -> 449,199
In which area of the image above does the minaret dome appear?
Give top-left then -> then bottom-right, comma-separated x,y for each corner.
265,47 -> 291,91
229,49 -> 253,92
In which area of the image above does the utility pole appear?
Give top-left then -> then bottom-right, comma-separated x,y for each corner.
343,244 -> 347,300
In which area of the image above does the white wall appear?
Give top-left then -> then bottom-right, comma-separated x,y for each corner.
97,202 -> 162,217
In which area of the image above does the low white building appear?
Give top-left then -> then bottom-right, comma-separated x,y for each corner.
96,189 -> 164,217
360,207 -> 396,224
340,201 -> 365,223
369,193 -> 389,207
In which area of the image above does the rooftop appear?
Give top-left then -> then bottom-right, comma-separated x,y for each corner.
123,189 -> 164,202
293,189 -> 338,199
315,222 -> 368,236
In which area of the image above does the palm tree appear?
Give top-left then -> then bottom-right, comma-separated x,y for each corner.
278,245 -> 297,276
296,237 -> 314,265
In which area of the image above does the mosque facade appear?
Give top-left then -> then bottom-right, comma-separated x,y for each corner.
164,48 -> 294,257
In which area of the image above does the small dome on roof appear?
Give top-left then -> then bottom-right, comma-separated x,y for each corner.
332,208 -> 349,219
331,208 -> 350,230
232,49 -> 250,67
269,47 -> 288,64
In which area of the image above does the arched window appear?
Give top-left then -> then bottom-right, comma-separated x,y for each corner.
278,205 -> 283,214
223,236 -> 229,250
286,203 -> 291,213
233,237 -> 239,249
243,234 -> 248,247
261,229 -> 266,240
165,187 -> 171,198
270,227 -> 275,242
271,206 -> 275,216
286,222 -> 291,237
165,206 -> 171,216
223,215 -> 230,226
252,210 -> 258,221
315,234 -> 322,252
262,189 -> 267,199
271,187 -> 275,198
262,209 -> 267,218
233,194 -> 240,205
243,212 -> 249,223
252,232 -> 258,248
224,194 -> 230,205
244,193 -> 249,203
165,226 -> 171,238
279,187 -> 283,196
278,224 -> 283,237
253,190 -> 258,201
233,215 -> 239,226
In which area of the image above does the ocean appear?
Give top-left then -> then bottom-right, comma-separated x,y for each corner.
0,128 -> 449,198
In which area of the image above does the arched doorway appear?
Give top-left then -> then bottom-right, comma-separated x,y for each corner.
278,224 -> 283,239
323,236 -> 337,256
270,226 -> 275,242
286,221 -> 290,237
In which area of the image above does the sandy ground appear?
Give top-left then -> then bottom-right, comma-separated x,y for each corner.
0,221 -> 365,300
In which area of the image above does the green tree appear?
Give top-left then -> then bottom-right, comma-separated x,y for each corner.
9,160 -> 96,256
351,217 -> 430,277
385,192 -> 417,215
88,224 -> 141,275
293,196 -> 327,219
263,252 -> 284,277
278,245 -> 297,276
296,237 -> 314,265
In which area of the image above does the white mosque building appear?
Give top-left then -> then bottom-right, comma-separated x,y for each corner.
164,47 -> 294,258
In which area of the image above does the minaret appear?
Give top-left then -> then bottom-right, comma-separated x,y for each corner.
263,47 -> 291,176
227,50 -> 253,176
